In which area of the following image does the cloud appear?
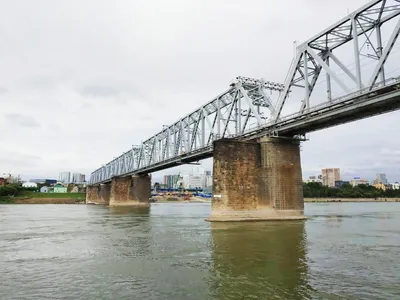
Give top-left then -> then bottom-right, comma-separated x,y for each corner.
0,0 -> 398,184
80,85 -> 120,97
5,113 -> 41,128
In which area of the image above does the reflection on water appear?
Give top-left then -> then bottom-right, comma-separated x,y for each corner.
210,222 -> 311,299
108,206 -> 151,216
1,203 -> 400,299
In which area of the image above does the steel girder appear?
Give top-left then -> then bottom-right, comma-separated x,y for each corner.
90,0 -> 400,184
273,0 -> 400,121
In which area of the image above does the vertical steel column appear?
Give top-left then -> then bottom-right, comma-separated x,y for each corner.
166,128 -> 170,159
376,24 -> 386,83
201,115 -> 205,147
326,55 -> 332,102
235,98 -> 238,135
304,51 -> 310,111
173,128 -> 177,156
186,116 -> 190,151
216,98 -> 221,138
238,96 -> 242,134
158,139 -> 161,162
352,16 -> 362,89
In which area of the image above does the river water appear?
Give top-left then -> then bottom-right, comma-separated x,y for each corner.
0,203 -> 399,300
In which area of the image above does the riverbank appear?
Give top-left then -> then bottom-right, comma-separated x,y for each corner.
0,193 -> 86,204
2,195 -> 400,204
304,197 -> 400,202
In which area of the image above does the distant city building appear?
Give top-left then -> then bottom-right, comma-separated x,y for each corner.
168,168 -> 212,189
53,184 -> 68,193
29,179 -> 57,185
0,177 -> 6,186
304,175 -> 323,184
59,172 -> 71,184
372,183 -> 387,191
322,168 -> 341,187
375,173 -> 388,185
79,174 -> 86,182
350,178 -> 370,187
391,182 -> 400,190
71,173 -> 85,183
187,174 -> 203,189
191,166 -> 205,176
163,174 -> 180,188
334,180 -> 349,188
29,179 -> 46,183
204,174 -> 213,187
22,182 -> 37,188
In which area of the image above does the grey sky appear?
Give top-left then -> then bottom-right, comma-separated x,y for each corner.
0,0 -> 399,183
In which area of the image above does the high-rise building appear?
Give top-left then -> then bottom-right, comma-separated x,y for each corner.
191,166 -> 205,176
79,174 -> 86,183
163,174 -> 180,188
205,174 -> 213,187
322,168 -> 341,187
188,174 -> 203,188
375,173 -> 388,185
59,172 -> 71,184
71,173 -> 85,183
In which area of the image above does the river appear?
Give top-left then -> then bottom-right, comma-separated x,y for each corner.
1,203 -> 399,299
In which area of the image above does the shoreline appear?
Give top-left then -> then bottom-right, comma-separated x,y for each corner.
2,197 -> 400,205
304,197 -> 400,202
6,198 -> 85,204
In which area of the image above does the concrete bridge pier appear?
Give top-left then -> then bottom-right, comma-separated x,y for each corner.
86,185 -> 100,204
99,183 -> 111,206
109,174 -> 151,207
86,184 -> 111,205
207,137 -> 306,221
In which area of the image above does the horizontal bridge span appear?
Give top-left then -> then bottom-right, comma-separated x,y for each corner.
90,79 -> 400,184
90,0 -> 400,185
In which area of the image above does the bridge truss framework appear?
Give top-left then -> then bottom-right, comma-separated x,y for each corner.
90,0 -> 400,184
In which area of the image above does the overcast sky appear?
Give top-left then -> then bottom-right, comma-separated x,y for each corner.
0,0 -> 399,183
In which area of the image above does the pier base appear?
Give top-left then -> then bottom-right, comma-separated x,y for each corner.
109,175 -> 151,207
207,138 -> 306,222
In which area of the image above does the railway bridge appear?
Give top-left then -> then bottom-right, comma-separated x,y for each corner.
87,0 -> 400,221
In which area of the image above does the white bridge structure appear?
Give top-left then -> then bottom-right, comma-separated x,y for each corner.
90,0 -> 400,185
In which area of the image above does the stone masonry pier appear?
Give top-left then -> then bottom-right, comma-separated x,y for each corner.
109,175 -> 151,207
206,137 -> 306,221
86,184 -> 111,205
86,175 -> 150,206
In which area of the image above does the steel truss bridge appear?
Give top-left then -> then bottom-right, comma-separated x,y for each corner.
90,0 -> 400,185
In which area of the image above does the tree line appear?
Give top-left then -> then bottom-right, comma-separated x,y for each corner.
303,182 -> 400,198
2,182 -> 400,199
0,184 -> 36,197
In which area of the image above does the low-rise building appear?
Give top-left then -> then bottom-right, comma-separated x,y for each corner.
372,183 -> 386,191
391,182 -> 400,190
335,180 -> 349,188
22,182 -> 38,188
304,175 -> 323,184
350,178 -> 370,187
53,184 -> 67,193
